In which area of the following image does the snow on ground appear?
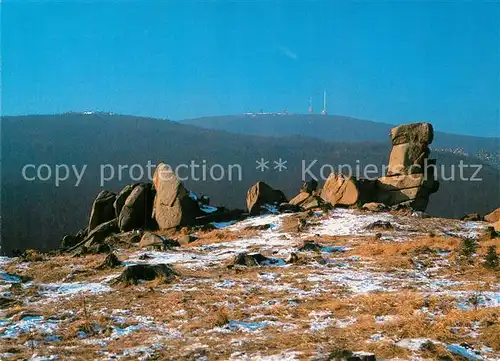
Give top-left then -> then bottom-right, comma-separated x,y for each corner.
306,208 -> 399,236
37,282 -> 112,299
229,351 -> 301,361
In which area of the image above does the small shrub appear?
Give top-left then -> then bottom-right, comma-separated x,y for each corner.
458,238 -> 477,263
484,245 -> 499,269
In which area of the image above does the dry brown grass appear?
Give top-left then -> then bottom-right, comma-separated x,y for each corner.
1,217 -> 499,360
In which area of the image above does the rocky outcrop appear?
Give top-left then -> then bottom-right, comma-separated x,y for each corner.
375,122 -> 439,211
246,181 -> 287,215
152,162 -> 202,229
316,123 -> 438,212
118,183 -> 155,232
88,190 -> 116,231
485,208 -> 500,223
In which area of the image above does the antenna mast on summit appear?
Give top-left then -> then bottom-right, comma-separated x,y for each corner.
321,91 -> 327,115
308,97 -> 313,114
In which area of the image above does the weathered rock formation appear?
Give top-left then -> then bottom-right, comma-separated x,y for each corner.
88,190 -> 116,231
246,181 -> 288,215
289,179 -> 327,210
315,122 -> 438,212
376,122 -> 439,211
152,162 -> 202,229
118,183 -> 155,231
114,184 -> 137,218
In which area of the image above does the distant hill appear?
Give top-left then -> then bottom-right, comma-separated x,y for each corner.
1,113 -> 499,255
182,114 -> 500,156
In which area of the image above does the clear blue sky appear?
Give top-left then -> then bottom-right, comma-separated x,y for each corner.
2,0 -> 499,137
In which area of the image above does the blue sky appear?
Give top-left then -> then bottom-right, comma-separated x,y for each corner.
2,0 -> 499,136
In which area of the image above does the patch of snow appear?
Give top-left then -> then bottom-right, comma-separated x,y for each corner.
375,315 -> 397,323
229,351 -> 300,361
335,316 -> 357,328
38,282 -> 112,298
200,204 -> 218,213
126,250 -> 221,269
306,209 -> 398,236
211,221 -> 237,229
320,245 -> 347,253
258,272 -> 278,280
0,271 -> 21,283
216,320 -> 269,333
228,213 -> 287,231
0,315 -> 59,339
215,280 -> 236,288
435,291 -> 500,309
447,344 -> 483,360
188,190 -> 198,201
396,338 -> 438,351
308,311 -> 333,331
307,269 -> 394,294
29,355 -> 59,361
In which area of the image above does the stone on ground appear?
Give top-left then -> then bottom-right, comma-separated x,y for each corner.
246,181 -> 287,215
114,264 -> 177,285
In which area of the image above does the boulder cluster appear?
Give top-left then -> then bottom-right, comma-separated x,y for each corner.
61,122 -> 446,254
320,122 -> 439,211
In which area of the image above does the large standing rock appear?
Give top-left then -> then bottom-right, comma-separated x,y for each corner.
88,190 -> 116,231
390,122 -> 434,146
387,142 -> 430,175
118,183 -> 155,231
246,181 -> 288,215
373,122 -> 439,211
320,173 -> 359,206
152,163 -> 202,230
484,208 -> 500,223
